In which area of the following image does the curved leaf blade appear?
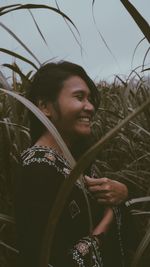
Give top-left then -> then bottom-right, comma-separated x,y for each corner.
0,48 -> 38,70
0,88 -> 75,167
0,4 -> 78,35
0,22 -> 41,66
121,0 -> 150,43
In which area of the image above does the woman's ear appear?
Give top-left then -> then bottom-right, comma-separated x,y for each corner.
37,100 -> 52,117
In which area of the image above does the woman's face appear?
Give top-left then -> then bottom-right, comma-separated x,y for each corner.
46,75 -> 95,146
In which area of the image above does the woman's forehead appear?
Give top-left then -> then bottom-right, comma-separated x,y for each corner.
61,75 -> 91,94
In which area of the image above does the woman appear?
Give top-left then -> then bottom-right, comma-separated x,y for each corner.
15,61 -> 128,267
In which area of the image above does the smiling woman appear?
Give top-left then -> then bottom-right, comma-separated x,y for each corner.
27,61 -> 99,147
15,61 -> 128,267
38,76 -> 95,145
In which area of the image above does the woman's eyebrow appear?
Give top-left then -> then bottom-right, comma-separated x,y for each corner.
72,89 -> 91,95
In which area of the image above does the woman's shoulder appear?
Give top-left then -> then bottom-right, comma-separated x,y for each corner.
20,145 -> 71,177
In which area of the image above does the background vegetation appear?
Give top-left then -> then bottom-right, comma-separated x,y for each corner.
0,1 -> 150,267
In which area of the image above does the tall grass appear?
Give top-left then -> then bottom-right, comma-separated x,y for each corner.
0,1 -> 150,267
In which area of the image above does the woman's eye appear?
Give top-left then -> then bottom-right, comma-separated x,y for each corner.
75,94 -> 83,100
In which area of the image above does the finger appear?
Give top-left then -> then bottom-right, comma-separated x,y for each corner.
84,176 -> 98,185
85,176 -> 110,186
94,192 -> 112,199
97,197 -> 115,205
94,193 -> 114,204
88,183 -> 112,193
88,185 -> 108,193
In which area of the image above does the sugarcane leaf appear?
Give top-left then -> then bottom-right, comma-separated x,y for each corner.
0,4 -> 78,35
54,0 -> 83,54
28,9 -> 48,47
0,22 -> 41,66
120,0 -> 150,43
0,48 -> 38,70
3,63 -> 29,81
0,88 -> 75,168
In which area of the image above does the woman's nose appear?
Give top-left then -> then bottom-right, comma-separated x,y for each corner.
84,100 -> 95,113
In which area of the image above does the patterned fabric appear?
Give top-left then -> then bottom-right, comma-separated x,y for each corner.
21,145 -> 71,178
71,236 -> 103,267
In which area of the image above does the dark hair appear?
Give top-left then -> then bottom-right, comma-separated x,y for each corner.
27,60 -> 100,144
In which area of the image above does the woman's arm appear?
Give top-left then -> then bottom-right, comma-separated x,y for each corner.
92,207 -> 113,236
68,207 -> 114,267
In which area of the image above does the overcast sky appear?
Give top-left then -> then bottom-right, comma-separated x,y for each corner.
0,0 -> 150,82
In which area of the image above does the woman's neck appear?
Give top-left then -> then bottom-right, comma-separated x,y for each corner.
35,131 -> 93,160
35,131 -> 63,154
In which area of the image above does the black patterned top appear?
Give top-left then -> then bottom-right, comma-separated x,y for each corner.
15,145 -> 125,267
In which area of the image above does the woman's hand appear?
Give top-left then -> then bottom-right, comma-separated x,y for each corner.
85,176 -> 128,205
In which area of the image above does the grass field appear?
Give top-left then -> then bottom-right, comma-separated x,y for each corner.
0,1 -> 150,266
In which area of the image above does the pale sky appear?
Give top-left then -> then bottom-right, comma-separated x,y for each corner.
0,0 -> 150,82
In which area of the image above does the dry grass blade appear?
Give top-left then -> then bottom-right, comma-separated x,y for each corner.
0,241 -> 19,254
0,4 -> 78,35
126,196 -> 150,207
40,97 -> 150,267
131,222 -> 150,267
0,48 -> 38,70
131,37 -> 145,69
142,47 -> 150,71
0,4 -> 20,12
54,0 -> 83,55
132,211 -> 150,215
0,70 -> 22,151
28,9 -> 48,47
92,0 -> 120,70
121,0 -> 150,43
0,120 -> 29,131
0,213 -> 15,224
0,70 -> 12,90
142,67 -> 150,72
130,121 -> 150,138
3,63 -> 29,81
0,88 -> 75,168
0,22 -> 41,66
